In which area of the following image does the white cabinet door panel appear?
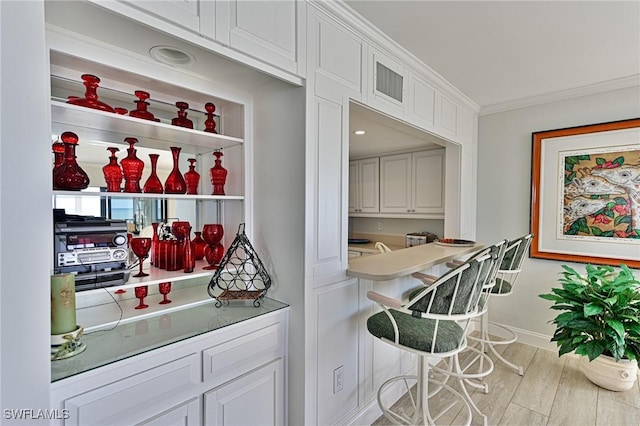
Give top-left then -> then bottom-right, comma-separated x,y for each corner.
408,75 -> 436,130
137,397 -> 200,425
217,0 -> 297,73
122,0 -> 201,32
204,359 -> 284,426
413,150 -> 444,214
349,158 -> 379,214
436,92 -> 458,138
380,154 -> 411,213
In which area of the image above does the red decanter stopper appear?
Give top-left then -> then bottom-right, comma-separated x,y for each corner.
172,101 -> 193,129
204,102 -> 217,134
102,147 -> 123,192
209,151 -> 227,195
120,137 -> 144,193
129,90 -> 160,122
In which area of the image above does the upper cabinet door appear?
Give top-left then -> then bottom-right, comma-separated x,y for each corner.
379,153 -> 412,213
121,0 -> 202,32
368,49 -> 407,120
412,150 -> 444,214
311,10 -> 364,103
216,0 -> 298,74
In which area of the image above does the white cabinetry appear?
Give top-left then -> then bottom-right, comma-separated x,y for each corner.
380,149 -> 444,216
121,0 -> 202,33
215,0 -> 299,74
310,9 -> 364,102
348,158 -> 379,214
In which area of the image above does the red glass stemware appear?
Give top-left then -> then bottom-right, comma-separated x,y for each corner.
66,74 -> 115,113
202,224 -> 224,270
134,286 -> 149,310
172,101 -> 193,129
158,282 -> 172,304
143,153 -> 164,194
131,237 -> 152,278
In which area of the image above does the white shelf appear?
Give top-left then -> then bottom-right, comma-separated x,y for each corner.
52,190 -> 244,201
51,101 -> 243,155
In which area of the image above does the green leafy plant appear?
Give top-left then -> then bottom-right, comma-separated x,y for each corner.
539,264 -> 640,362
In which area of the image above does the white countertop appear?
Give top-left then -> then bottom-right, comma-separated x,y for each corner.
346,242 -> 484,281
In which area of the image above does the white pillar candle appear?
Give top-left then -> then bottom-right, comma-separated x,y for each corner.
51,274 -> 76,335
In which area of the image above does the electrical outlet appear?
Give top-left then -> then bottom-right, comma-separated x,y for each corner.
333,365 -> 344,394
377,221 -> 383,230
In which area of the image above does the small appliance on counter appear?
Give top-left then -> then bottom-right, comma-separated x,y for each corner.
405,232 -> 439,247
53,209 -> 130,291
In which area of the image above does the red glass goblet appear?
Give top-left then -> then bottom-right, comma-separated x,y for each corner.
131,237 -> 152,277
202,224 -> 224,270
134,285 -> 149,310
159,282 -> 172,304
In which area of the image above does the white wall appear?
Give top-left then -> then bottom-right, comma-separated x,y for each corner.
252,81 -> 306,426
477,86 -> 640,343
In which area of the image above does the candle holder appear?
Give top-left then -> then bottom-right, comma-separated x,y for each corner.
51,325 -> 86,361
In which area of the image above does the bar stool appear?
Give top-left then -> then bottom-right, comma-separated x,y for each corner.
366,253 -> 493,425
412,240 -> 507,426
468,234 -> 533,375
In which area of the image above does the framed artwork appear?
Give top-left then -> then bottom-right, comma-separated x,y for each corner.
530,118 -> 640,268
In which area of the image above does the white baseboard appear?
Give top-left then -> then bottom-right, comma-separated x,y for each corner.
469,320 -> 558,353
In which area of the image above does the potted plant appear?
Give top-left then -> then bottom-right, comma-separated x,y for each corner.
539,264 -> 640,391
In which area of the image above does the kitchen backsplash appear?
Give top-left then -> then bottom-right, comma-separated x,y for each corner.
349,217 -> 444,238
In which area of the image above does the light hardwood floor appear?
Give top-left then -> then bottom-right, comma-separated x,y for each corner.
371,341 -> 640,426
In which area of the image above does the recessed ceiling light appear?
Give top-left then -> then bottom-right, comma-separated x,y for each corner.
149,46 -> 196,66
354,130 -> 366,135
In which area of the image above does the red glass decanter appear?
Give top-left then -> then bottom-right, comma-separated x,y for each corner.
129,90 -> 159,122
143,153 -> 164,194
209,151 -> 227,195
203,102 -> 217,133
151,222 -> 160,266
53,131 -> 90,191
164,146 -> 187,194
172,101 -> 193,129
102,147 -> 123,192
183,225 -> 195,273
184,158 -> 200,195
52,140 -> 65,169
66,74 -> 115,113
191,231 -> 207,261
120,137 -> 145,193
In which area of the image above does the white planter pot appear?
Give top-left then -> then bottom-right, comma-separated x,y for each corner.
580,354 -> 638,391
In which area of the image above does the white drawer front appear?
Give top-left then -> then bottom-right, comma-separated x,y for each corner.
203,323 -> 282,386
64,354 -> 199,426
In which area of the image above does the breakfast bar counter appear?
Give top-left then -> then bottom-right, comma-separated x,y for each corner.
346,242 -> 484,281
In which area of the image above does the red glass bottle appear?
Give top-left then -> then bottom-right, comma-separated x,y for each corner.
66,74 -> 115,113
120,137 -> 145,193
172,101 -> 193,129
184,158 -> 200,195
102,147 -> 123,192
183,225 -> 195,273
53,131 -> 90,191
151,222 -> 160,266
143,153 -> 164,194
129,90 -> 159,122
209,151 -> 227,195
203,102 -> 217,133
52,140 -> 65,169
191,231 -> 207,261
164,146 -> 187,194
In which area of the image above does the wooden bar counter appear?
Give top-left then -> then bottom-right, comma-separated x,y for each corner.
346,241 -> 484,281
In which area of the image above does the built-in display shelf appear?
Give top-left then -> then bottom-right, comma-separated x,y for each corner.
53,190 -> 244,201
51,101 -> 243,155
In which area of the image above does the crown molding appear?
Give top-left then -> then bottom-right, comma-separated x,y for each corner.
480,75 -> 640,116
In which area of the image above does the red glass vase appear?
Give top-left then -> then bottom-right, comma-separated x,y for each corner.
66,74 -> 115,113
151,222 -> 160,266
129,90 -> 159,122
183,225 -> 195,273
202,224 -> 224,270
191,231 -> 207,261
53,131 -> 90,191
184,158 -> 200,195
164,147 -> 187,194
120,137 -> 144,193
209,151 -> 227,195
204,102 -> 217,134
172,101 -> 193,129
143,153 -> 164,194
102,147 -> 123,192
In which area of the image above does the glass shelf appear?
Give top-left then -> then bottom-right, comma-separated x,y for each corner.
52,190 -> 244,201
